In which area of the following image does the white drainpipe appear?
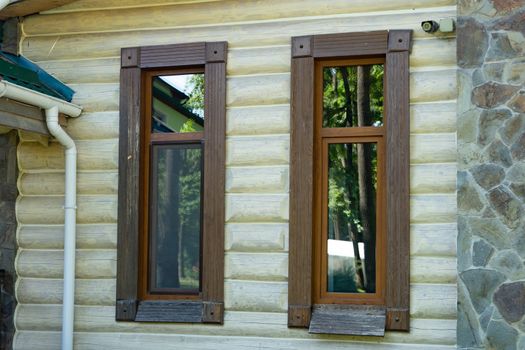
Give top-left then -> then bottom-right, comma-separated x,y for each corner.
0,80 -> 82,350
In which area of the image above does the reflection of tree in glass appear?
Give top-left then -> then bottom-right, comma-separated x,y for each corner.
185,74 -> 205,118
324,64 -> 383,294
155,146 -> 201,290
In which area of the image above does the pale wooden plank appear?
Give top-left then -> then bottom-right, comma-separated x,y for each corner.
411,223 -> 457,257
18,139 -> 118,171
21,8 -> 456,60
17,195 -> 117,225
225,252 -> 288,281
225,280 -> 287,312
16,278 -> 115,305
24,1 -> 456,36
410,69 -> 456,103
225,194 -> 288,223
227,74 -> 290,107
226,166 -> 289,193
410,37 -> 456,67
70,83 -> 119,112
37,58 -> 120,84
16,249 -> 116,279
13,325 -> 457,349
411,283 -> 456,319
227,105 -> 289,136
226,135 -> 289,166
410,194 -> 457,224
66,111 -> 119,140
228,46 -> 290,76
43,0 -> 225,14
16,305 -> 455,341
410,133 -> 456,164
225,223 -> 288,252
410,163 -> 456,194
19,171 -> 118,195
17,224 -> 117,249
411,256 -> 457,284
410,101 -> 456,134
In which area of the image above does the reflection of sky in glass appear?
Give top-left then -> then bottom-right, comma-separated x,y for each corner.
161,75 -> 194,95
160,75 -> 203,118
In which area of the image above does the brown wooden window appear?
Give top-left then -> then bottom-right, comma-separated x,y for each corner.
117,42 -> 227,323
289,30 -> 412,336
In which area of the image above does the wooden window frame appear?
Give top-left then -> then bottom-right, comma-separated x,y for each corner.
288,30 -> 411,333
117,41 -> 227,323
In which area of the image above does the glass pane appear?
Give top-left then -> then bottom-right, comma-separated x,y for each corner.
150,143 -> 202,292
152,73 -> 205,133
322,64 -> 384,128
327,142 -> 377,294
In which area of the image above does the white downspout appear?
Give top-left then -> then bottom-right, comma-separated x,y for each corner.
0,81 -> 81,350
46,106 -> 77,350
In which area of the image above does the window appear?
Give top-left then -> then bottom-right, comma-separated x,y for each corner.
117,42 -> 227,323
288,31 -> 411,335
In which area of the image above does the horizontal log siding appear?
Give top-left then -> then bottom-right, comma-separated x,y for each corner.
15,1 -> 457,349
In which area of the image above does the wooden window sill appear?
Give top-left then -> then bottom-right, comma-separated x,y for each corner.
309,304 -> 386,336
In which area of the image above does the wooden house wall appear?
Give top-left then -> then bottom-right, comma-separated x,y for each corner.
13,0 -> 457,348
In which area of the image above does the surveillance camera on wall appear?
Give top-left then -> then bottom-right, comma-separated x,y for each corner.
421,20 -> 439,33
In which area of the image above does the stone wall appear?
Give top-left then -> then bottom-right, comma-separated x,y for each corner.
457,1 -> 525,349
0,130 -> 17,350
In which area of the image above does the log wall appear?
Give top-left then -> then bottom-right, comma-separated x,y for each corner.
14,0 -> 457,348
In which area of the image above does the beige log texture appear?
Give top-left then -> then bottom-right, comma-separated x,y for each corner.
15,307 -> 456,344
14,329 -> 456,350
225,223 -> 288,252
410,223 -> 457,257
16,0 -> 458,348
16,249 -> 116,279
19,171 -> 118,195
226,135 -> 289,166
18,140 -> 118,171
17,224 -> 117,249
410,194 -> 457,224
226,166 -> 289,193
21,8 -> 456,60
17,195 -> 118,224
225,252 -> 288,281
411,256 -> 457,284
410,101 -> 456,134
225,194 -> 289,223
227,105 -> 290,136
24,0 -> 455,36
16,278 -> 115,305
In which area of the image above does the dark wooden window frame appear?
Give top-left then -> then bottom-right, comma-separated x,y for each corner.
288,30 -> 411,333
117,41 -> 227,323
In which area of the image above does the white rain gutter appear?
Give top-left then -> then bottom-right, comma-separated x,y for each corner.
0,80 -> 82,350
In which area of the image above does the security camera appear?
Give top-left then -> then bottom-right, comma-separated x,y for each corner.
421,20 -> 439,33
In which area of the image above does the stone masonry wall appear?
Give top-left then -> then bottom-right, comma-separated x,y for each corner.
0,130 -> 17,350
457,1 -> 525,349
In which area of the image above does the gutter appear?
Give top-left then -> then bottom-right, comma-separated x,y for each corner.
0,80 -> 82,350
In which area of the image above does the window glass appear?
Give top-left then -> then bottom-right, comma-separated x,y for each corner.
326,142 -> 377,294
322,64 -> 384,128
149,143 -> 202,293
152,73 -> 205,133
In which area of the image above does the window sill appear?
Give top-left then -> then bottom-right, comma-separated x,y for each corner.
309,304 -> 386,336
117,299 -> 223,323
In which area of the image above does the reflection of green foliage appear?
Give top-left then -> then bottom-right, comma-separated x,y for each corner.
322,66 -> 383,128
180,119 -> 197,132
185,74 -> 205,117
325,65 -> 382,293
